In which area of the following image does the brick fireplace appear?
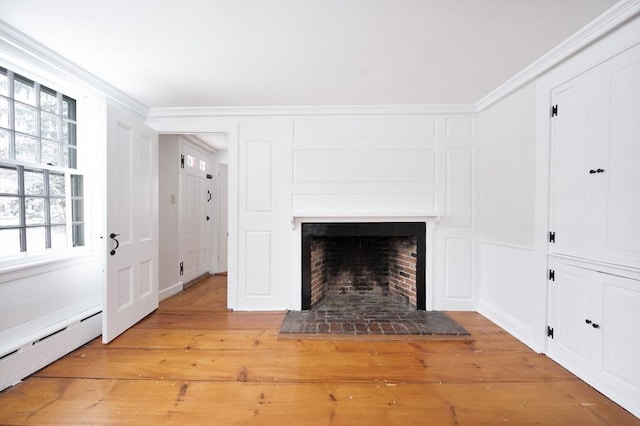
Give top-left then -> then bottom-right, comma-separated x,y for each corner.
301,222 -> 426,310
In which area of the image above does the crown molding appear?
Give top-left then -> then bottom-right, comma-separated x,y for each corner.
0,20 -> 149,119
147,104 -> 477,119
476,0 -> 640,112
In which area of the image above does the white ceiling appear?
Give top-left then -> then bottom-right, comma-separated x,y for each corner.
0,0 -> 617,108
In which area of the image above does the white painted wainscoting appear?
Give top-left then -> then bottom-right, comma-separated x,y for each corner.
235,114 -> 477,311
477,241 -> 544,352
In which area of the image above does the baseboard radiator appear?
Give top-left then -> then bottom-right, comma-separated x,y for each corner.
0,309 -> 102,391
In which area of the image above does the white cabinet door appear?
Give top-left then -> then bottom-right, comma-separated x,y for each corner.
548,259 -> 640,417
547,261 -> 596,374
549,69 -> 605,259
600,273 -> 640,410
602,46 -> 640,268
550,44 -> 640,269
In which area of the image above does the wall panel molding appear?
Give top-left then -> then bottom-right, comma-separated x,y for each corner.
445,118 -> 474,140
293,117 -> 438,140
292,193 -> 438,216
293,149 -> 436,184
443,238 -> 473,300
446,149 -> 473,228
246,141 -> 273,213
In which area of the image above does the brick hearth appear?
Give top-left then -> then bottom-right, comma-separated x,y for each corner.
280,293 -> 468,336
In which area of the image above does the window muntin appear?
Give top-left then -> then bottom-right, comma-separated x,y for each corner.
0,67 -> 84,257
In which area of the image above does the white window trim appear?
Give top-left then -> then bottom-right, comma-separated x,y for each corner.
0,59 -> 103,276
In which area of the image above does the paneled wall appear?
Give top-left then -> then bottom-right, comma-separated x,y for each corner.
236,113 -> 477,311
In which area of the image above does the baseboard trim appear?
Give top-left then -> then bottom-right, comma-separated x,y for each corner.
159,281 -> 184,301
183,273 -> 210,290
477,299 -> 541,353
0,309 -> 102,391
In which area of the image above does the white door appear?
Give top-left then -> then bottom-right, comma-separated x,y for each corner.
600,45 -> 640,268
600,273 -> 640,404
104,104 -> 159,343
218,163 -> 228,273
547,261 -> 594,372
549,68 -> 606,259
179,143 -> 210,284
550,44 -> 640,267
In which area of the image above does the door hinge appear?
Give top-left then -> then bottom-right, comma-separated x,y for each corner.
549,231 -> 556,243
547,326 -> 554,339
179,261 -> 184,276
549,269 -> 555,281
180,154 -> 185,169
551,104 -> 558,117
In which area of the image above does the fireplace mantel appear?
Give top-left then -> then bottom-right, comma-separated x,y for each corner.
290,213 -> 444,230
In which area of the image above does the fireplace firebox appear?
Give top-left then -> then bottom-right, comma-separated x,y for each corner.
301,222 -> 426,310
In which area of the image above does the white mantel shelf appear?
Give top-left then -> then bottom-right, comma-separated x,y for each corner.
289,213 -> 444,230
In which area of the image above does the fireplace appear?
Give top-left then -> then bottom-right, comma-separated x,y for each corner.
301,222 -> 426,310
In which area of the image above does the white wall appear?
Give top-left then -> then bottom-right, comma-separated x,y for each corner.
158,135 -> 181,299
0,71 -> 106,390
233,113 -> 477,311
476,83 -> 544,350
478,83 -> 536,248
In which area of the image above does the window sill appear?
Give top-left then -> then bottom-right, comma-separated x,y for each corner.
0,248 -> 101,283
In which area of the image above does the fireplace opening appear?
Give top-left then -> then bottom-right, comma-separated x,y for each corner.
302,222 -> 426,310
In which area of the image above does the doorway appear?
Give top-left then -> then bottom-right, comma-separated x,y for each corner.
157,133 -> 229,299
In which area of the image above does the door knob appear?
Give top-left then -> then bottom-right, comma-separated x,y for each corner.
109,233 -> 120,256
589,169 -> 596,174
596,168 -> 605,173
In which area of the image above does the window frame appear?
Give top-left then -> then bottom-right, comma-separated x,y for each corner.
0,65 -> 89,269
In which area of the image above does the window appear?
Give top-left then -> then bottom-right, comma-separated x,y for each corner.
0,67 -> 84,257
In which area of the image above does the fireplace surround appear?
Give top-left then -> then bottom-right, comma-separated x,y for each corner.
301,222 -> 426,310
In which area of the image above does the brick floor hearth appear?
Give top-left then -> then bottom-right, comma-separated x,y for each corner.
279,293 -> 469,336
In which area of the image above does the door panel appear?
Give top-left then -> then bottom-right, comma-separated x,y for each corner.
104,104 -> 159,343
550,71 -> 604,258
604,47 -> 640,267
601,275 -> 640,390
236,119 -> 290,309
548,262 -> 592,370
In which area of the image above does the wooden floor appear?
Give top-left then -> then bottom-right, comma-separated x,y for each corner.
0,275 -> 637,425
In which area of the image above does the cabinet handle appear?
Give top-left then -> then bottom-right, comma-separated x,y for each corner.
585,319 -> 592,324
589,169 -> 596,174
596,168 -> 605,173
592,323 -> 600,329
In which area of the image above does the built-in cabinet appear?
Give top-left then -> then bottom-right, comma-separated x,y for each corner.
548,259 -> 640,413
547,43 -> 640,417
549,43 -> 640,268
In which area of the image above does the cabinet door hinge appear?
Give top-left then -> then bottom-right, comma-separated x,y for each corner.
179,261 -> 184,276
547,326 -> 554,339
549,231 -> 556,243
551,104 -> 558,117
180,154 -> 185,169
549,269 -> 555,281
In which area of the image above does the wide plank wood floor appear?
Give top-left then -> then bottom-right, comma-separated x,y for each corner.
0,275 -> 637,425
